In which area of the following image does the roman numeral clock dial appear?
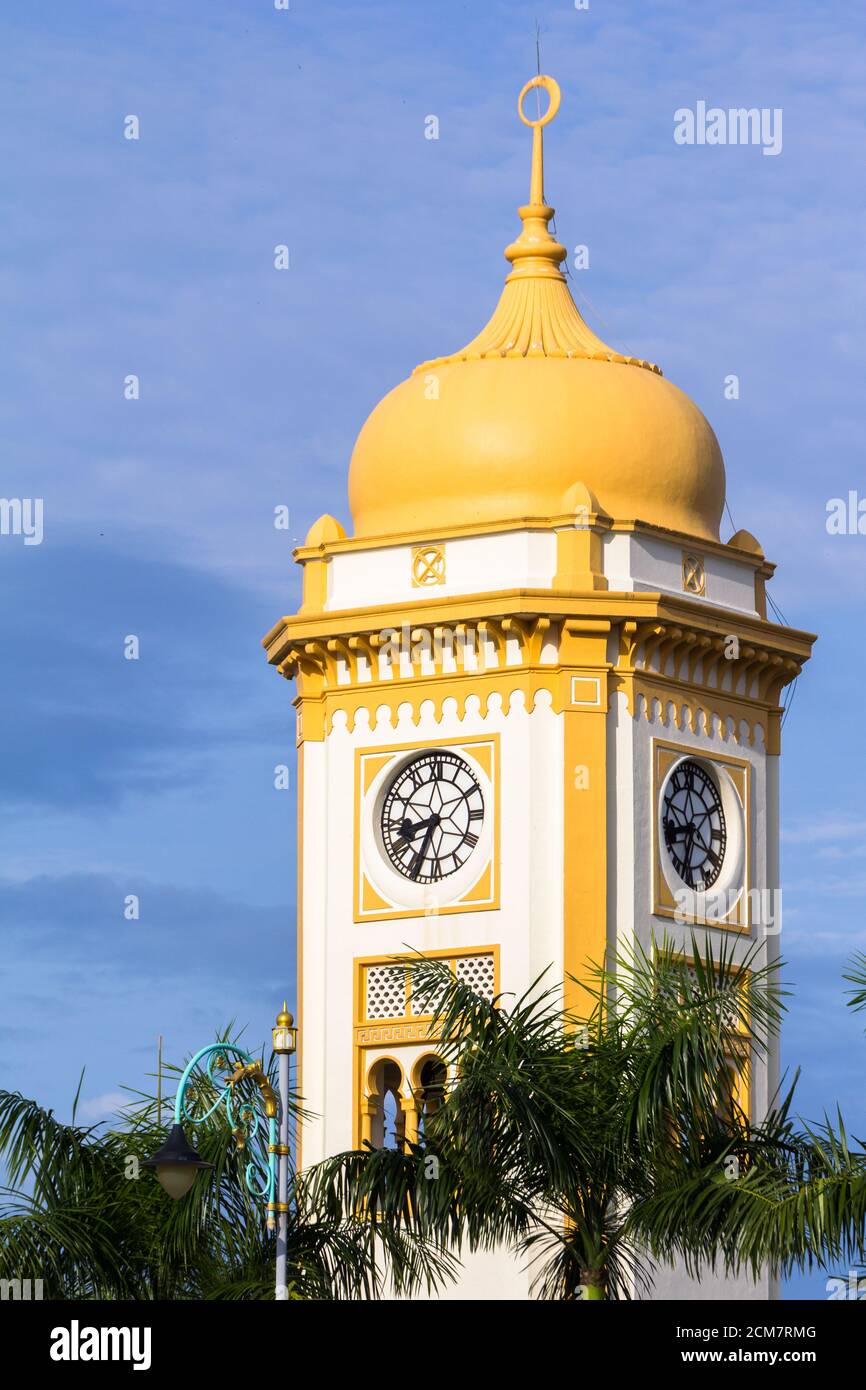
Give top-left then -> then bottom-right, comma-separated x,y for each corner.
380,751 -> 484,883
662,760 -> 727,892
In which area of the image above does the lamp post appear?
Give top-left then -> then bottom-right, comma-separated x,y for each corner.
272,1003 -> 297,1301
143,1003 -> 297,1300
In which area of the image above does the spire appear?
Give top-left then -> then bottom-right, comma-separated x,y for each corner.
504,74 -> 568,284
414,75 -> 660,375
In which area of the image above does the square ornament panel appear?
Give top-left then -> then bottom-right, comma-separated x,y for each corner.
354,735 -> 500,923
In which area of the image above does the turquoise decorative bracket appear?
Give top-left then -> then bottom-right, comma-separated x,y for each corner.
174,1042 -> 278,1220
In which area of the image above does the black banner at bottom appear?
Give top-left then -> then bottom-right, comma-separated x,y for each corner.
1,1296 -> 854,1376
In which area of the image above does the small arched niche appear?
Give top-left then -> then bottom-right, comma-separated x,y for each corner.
365,1057 -> 405,1150
412,1054 -> 448,1141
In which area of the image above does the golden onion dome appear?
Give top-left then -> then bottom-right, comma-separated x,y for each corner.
348,76 -> 725,544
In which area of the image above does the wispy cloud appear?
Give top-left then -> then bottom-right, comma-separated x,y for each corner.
79,1092 -> 129,1122
784,819 -> 866,846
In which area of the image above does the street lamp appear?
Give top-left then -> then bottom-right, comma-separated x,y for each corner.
271,1003 -> 297,1301
143,1003 -> 297,1300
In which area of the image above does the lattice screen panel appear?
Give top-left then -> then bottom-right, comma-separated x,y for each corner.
365,953 -> 496,1020
365,965 -> 408,1020
455,952 -> 495,1001
410,968 -> 451,1017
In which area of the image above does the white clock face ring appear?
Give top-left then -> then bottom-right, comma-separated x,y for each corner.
662,759 -> 727,892
380,751 -> 484,883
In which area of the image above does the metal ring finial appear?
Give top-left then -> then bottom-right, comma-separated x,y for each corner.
518,74 -> 561,129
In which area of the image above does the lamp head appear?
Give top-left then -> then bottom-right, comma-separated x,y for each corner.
142,1123 -> 213,1200
272,1001 -> 297,1055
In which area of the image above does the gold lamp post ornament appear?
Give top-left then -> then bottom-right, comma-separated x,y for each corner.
273,1001 -> 297,1055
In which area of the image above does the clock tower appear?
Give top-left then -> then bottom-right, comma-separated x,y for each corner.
263,76 -> 815,1300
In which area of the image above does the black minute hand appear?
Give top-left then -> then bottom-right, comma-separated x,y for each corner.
412,821 -> 436,880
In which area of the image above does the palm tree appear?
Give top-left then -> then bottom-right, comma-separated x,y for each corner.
637,952 -> 866,1288
308,935 -> 866,1298
9,961 -> 866,1302
0,1031 -> 453,1300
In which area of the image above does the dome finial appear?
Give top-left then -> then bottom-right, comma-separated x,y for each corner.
411,75 -> 659,375
518,74 -> 561,206
505,76 -> 567,284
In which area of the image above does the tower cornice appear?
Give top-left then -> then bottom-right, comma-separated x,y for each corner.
263,588 -> 814,669
262,589 -> 815,751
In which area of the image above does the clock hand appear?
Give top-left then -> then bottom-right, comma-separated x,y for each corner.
691,824 -> 712,853
411,821 -> 437,880
397,815 -> 436,843
683,827 -> 696,876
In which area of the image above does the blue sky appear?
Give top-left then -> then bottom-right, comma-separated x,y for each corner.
3,0 -> 865,1299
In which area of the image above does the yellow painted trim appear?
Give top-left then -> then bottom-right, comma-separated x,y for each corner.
364,1053 -> 407,1091
362,752 -> 394,795
265,588 -> 812,657
353,734 -> 500,923
295,667 -> 789,753
361,877 -> 393,914
307,670 -> 559,741
563,634 -> 610,1016
615,672 -> 774,752
264,593 -> 812,755
669,948 -> 753,1121
300,555 -> 329,613
295,743 -> 304,1172
410,1050 -> 450,1091
459,861 -> 493,904
352,945 -> 501,1147
290,516 -> 777,573
652,739 -> 752,932
554,525 -> 608,592
611,612 -> 811,756
725,1044 -> 752,1123
471,742 -> 493,779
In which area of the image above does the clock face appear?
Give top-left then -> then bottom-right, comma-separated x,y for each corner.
662,760 -> 727,891
380,751 -> 484,883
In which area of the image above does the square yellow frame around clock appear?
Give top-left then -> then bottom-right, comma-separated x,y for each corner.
353,733 -> 500,924
652,739 -> 752,933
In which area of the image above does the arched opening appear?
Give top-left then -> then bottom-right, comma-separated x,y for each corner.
714,1056 -> 746,1125
412,1054 -> 447,1142
364,1058 -> 405,1150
